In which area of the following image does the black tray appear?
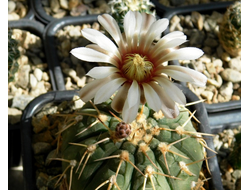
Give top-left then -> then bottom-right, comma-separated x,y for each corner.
20,84 -> 223,190
43,14 -> 99,91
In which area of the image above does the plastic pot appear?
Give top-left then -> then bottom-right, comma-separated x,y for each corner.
21,83 -> 222,190
43,14 -> 99,91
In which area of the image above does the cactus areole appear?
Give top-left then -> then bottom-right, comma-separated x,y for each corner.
57,100 -> 204,190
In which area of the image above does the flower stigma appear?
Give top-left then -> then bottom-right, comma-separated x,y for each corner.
122,54 -> 154,82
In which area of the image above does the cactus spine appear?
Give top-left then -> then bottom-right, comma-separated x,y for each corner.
218,1 -> 241,57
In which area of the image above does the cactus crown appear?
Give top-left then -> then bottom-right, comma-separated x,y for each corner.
8,29 -> 20,83
219,1 -> 241,57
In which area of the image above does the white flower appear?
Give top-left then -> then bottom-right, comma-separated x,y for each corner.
71,11 -> 207,123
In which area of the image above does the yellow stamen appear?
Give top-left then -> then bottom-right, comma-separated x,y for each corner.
122,54 -> 153,82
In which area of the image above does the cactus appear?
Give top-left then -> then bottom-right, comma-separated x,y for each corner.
218,1 -> 241,57
43,98 -> 212,190
108,0 -> 155,32
8,28 -> 20,83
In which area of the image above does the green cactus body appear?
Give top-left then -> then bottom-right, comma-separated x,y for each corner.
218,1 -> 241,57
56,100 -> 204,190
8,29 -> 20,83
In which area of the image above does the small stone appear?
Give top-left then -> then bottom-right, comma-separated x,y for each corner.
30,81 -> 47,97
32,142 -> 52,155
189,30 -> 205,47
77,77 -> 86,87
191,11 -> 203,30
8,1 -> 16,13
68,0 -> 79,10
16,2 -> 27,18
12,94 -> 34,110
207,75 -> 223,88
50,0 -> 60,13
34,68 -> 43,81
219,82 -> 233,98
221,52 -> 231,62
8,12 -> 20,20
72,95 -> 85,110
59,0 -> 69,9
221,69 -> 241,83
52,9 -> 67,18
232,170 -> 241,180
29,55 -> 43,65
30,74 -> 38,89
8,107 -> 22,124
213,59 -> 223,67
36,172 -> 49,189
231,95 -> 240,101
170,15 -> 180,32
42,72 -> 50,81
199,55 -> 211,64
201,91 -> 214,102
16,64 -> 30,89
70,3 -> 88,16
228,57 -> 241,72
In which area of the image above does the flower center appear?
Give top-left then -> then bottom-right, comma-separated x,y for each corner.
122,54 -> 154,82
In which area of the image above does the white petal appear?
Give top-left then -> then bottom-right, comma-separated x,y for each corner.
161,31 -> 186,41
86,66 -> 119,79
81,28 -> 120,59
150,38 -> 187,59
94,78 -> 126,104
166,65 -> 207,87
161,104 -> 179,119
124,11 -> 136,51
148,81 -> 176,109
154,76 -> 186,105
157,68 -> 195,83
139,12 -> 156,49
70,47 -> 110,63
142,83 -> 161,112
78,77 -> 111,102
98,14 -> 125,52
122,93 -> 140,123
157,47 -> 204,64
143,18 -> 169,52
86,44 -> 120,67
127,80 -> 140,109
111,83 -> 130,113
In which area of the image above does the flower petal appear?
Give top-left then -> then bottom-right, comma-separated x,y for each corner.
81,28 -> 121,59
87,66 -> 119,79
148,81 -> 176,110
122,92 -> 140,123
111,83 -> 130,113
156,47 -> 204,66
156,67 -> 195,83
150,38 -> 187,59
94,78 -> 126,104
161,104 -> 179,119
165,65 -> 207,87
71,47 -> 119,66
78,77 -> 111,102
124,11 -> 136,50
71,47 -> 110,63
98,14 -> 125,53
153,76 -> 186,105
142,83 -> 162,112
161,31 -> 186,41
127,80 -> 140,109
143,18 -> 169,52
